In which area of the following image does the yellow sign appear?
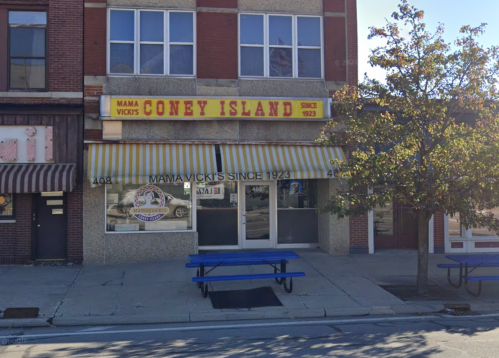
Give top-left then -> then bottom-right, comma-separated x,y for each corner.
108,98 -> 326,120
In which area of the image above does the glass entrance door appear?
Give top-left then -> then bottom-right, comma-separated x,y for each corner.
241,183 -> 275,249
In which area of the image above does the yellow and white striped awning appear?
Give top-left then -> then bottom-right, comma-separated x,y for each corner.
220,144 -> 346,180
88,144 -> 217,186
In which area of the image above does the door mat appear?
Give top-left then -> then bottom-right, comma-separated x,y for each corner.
381,285 -> 465,301
209,287 -> 283,309
2,307 -> 39,319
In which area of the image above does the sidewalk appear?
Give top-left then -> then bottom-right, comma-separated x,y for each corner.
1,249 -> 499,328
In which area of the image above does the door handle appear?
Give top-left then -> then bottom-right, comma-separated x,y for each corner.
37,224 -> 41,227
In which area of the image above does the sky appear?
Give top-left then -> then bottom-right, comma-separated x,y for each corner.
357,0 -> 499,82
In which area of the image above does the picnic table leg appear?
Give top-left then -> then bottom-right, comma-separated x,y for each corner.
280,259 -> 293,293
465,279 -> 482,297
275,259 -> 286,285
198,263 -> 205,289
284,277 -> 293,293
202,282 -> 209,298
447,263 -> 463,288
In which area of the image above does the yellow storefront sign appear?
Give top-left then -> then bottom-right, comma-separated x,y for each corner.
106,97 -> 326,120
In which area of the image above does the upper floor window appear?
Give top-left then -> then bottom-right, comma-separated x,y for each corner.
108,9 -> 196,76
9,11 -> 47,90
239,14 -> 323,79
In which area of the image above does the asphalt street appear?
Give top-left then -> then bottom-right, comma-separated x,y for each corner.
2,315 -> 499,357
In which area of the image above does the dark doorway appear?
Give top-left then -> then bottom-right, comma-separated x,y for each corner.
374,200 -> 418,249
34,192 -> 67,260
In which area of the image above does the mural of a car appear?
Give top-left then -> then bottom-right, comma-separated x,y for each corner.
117,190 -> 191,218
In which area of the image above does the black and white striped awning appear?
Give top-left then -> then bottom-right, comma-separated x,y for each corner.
0,164 -> 76,193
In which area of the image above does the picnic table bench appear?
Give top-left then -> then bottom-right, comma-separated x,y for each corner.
186,251 -> 305,297
437,254 -> 499,296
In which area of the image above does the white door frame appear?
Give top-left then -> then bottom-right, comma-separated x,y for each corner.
239,181 -> 276,249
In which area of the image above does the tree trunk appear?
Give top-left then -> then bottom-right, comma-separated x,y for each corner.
416,210 -> 431,296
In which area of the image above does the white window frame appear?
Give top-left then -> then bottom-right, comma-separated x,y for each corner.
107,8 -> 196,77
238,13 -> 324,79
447,214 -> 499,240
104,183 -> 197,234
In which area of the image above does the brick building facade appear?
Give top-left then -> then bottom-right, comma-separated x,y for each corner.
1,0 -> 487,265
0,0 -> 84,264
81,0 -> 361,264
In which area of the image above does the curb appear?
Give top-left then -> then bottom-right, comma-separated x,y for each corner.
0,319 -> 51,328
1,304 -> 486,328
50,307 -> 373,327
51,314 -> 190,327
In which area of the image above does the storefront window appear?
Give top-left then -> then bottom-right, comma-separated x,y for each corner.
197,182 -> 238,246
277,180 -> 318,244
106,183 -> 192,232
278,180 -> 317,209
0,194 -> 14,219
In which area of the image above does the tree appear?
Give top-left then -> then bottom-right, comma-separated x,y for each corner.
319,0 -> 499,295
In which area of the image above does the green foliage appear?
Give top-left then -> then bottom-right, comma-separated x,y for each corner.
320,0 -> 499,234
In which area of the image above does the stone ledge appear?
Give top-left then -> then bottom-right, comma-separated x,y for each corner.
0,92 -> 83,99
197,79 -> 239,88
326,81 -> 347,91
197,7 -> 237,13
84,76 -> 107,86
84,3 -> 106,8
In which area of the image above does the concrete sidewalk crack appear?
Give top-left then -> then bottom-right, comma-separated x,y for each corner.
51,266 -> 84,322
299,254 -> 364,307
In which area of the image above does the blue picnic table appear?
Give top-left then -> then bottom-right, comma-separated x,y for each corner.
439,254 -> 499,296
186,251 -> 305,297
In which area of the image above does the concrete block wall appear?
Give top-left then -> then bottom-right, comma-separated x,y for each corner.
318,179 -> 350,254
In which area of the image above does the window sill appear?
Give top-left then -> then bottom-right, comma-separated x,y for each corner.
105,230 -> 196,235
239,77 -> 324,81
0,220 -> 16,224
0,92 -> 83,99
107,74 -> 196,79
450,236 -> 499,241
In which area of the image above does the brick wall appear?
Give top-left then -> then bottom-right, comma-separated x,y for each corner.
324,0 -> 345,12
0,194 -> 33,264
324,16 -> 347,82
323,0 -> 357,85
0,220 -> 16,264
349,215 -> 369,252
48,0 -> 83,92
196,11 -> 238,79
67,184 -> 83,263
0,0 -> 83,106
0,190 -> 83,265
84,6 -> 106,77
434,211 -> 445,252
346,0 -> 358,86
